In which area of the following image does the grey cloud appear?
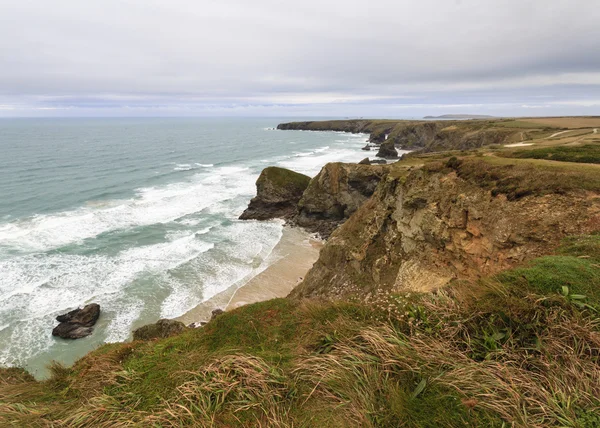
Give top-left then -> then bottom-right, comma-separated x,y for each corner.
0,0 -> 599,115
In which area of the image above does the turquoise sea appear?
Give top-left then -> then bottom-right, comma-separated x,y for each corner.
0,118 -> 369,377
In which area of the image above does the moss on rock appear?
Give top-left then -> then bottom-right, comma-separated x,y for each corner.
239,166 -> 311,221
133,319 -> 188,341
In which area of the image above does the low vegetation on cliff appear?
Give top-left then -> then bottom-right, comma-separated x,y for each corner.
2,117 -> 600,427
1,235 -> 599,427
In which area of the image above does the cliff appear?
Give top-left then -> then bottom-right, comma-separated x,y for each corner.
294,162 -> 388,237
278,119 -> 532,152
292,157 -> 600,300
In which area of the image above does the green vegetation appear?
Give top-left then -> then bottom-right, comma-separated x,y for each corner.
492,120 -> 549,128
430,156 -> 600,199
260,166 -> 311,192
1,236 -> 599,427
502,144 -> 600,164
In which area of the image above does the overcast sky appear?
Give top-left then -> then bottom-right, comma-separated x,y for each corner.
0,0 -> 599,117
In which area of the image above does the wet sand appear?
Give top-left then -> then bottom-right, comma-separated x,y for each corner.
177,226 -> 322,325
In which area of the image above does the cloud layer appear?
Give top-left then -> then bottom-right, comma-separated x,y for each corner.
1,0 -> 599,116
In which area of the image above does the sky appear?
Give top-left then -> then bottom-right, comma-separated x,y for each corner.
0,0 -> 599,117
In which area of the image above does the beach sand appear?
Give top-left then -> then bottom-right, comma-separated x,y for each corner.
177,226 -> 322,325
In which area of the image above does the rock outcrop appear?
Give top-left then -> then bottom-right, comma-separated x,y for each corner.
291,159 -> 600,300
239,167 -> 311,221
52,304 -> 100,339
376,141 -> 398,159
133,319 -> 188,341
294,163 -> 388,238
358,158 -> 371,165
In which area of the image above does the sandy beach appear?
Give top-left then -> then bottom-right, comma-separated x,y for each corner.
177,226 -> 322,325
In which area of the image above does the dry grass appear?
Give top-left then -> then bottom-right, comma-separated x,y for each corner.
522,117 -> 600,129
2,237 -> 600,427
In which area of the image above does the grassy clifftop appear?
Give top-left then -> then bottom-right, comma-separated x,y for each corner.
278,117 -> 600,152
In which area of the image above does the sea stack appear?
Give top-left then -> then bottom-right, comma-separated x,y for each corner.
376,140 -> 398,159
239,166 -> 311,221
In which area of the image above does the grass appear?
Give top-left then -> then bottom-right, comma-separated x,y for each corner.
502,144 -> 600,164
260,166 -> 311,191
427,155 -> 600,199
492,120 -> 548,129
1,234 -> 599,426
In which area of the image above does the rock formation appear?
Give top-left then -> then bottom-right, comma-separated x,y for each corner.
358,158 -> 370,165
133,319 -> 188,341
52,304 -> 100,339
291,159 -> 600,300
294,163 -> 388,238
239,167 -> 311,221
376,140 -> 398,159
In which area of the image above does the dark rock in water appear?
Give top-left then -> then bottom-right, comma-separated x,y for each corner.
361,144 -> 371,151
52,323 -> 93,340
52,303 -> 101,340
376,141 -> 398,159
211,308 -> 224,320
358,158 -> 371,165
56,303 -> 100,327
239,166 -> 311,221
133,319 -> 188,341
370,159 -> 387,165
294,162 -> 389,238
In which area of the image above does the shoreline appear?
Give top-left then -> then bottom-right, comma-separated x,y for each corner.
176,226 -> 322,325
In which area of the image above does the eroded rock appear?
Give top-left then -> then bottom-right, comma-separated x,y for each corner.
239,167 -> 311,221
376,140 -> 398,159
52,304 -> 100,340
291,160 -> 600,300
133,319 -> 188,341
294,162 -> 388,238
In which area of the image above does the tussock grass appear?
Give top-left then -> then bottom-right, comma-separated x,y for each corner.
1,236 -> 600,427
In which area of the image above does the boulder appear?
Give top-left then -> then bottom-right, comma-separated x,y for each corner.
52,323 -> 93,340
56,303 -> 100,326
133,319 -> 188,341
239,167 -> 311,221
294,163 -> 389,238
358,158 -> 371,165
211,308 -> 224,320
52,304 -> 101,340
376,141 -> 398,159
361,144 -> 371,151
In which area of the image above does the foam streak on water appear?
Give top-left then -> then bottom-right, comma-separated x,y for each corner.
0,118 -> 370,376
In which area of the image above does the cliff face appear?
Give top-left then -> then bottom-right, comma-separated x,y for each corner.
294,163 -> 389,238
239,167 -> 310,220
278,119 -> 522,152
291,160 -> 600,300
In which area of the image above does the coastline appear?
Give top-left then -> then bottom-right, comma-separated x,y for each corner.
176,226 -> 322,325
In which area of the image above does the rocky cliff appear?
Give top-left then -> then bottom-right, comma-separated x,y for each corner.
239,166 -> 310,220
291,158 -> 600,300
278,119 -> 524,152
294,163 -> 389,237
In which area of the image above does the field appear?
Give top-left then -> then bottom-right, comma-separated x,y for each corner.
520,117 -> 600,129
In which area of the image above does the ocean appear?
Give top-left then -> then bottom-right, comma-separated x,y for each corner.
0,118 -> 369,377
